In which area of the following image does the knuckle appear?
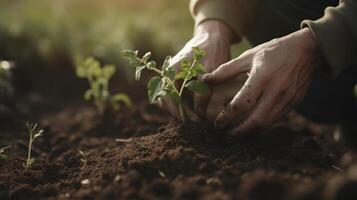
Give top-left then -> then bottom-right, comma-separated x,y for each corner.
249,116 -> 264,127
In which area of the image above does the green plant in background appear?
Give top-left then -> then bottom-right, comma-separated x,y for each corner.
122,47 -> 210,122
0,145 -> 11,160
0,61 -> 13,97
76,57 -> 132,116
24,122 -> 43,169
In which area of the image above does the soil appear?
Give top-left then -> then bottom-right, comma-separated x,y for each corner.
1,67 -> 357,200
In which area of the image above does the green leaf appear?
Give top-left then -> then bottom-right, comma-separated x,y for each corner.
194,63 -> 206,74
192,47 -> 205,60
112,93 -> 132,107
122,50 -> 141,67
76,66 -> 88,78
85,57 -> 100,70
142,52 -> 151,63
33,131 -> 43,139
103,65 -> 116,79
185,80 -> 210,95
122,50 -> 138,59
147,61 -> 156,70
88,63 -> 101,77
135,66 -> 146,81
164,67 -> 176,80
84,90 -> 94,101
147,76 -> 165,104
162,56 -> 171,70
167,91 -> 180,104
180,60 -> 190,71
175,71 -> 187,80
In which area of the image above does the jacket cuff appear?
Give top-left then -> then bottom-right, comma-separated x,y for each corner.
301,2 -> 357,77
190,0 -> 258,40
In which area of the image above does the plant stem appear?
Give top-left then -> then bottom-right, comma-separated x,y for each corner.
178,101 -> 187,123
26,132 -> 32,169
179,59 -> 197,97
148,65 -> 188,122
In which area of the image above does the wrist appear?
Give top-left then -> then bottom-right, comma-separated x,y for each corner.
298,28 -> 320,55
194,20 -> 235,44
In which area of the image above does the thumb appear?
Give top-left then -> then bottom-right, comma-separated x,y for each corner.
202,56 -> 251,84
193,91 -> 212,118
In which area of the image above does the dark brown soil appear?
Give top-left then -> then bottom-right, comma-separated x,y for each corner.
1,68 -> 357,200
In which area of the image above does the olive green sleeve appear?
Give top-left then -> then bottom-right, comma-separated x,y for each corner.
190,0 -> 260,38
302,0 -> 357,77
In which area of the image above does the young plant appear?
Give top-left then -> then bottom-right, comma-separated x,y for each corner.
79,150 -> 87,169
122,47 -> 210,122
0,61 -> 14,98
0,145 -> 11,160
23,122 -> 43,169
75,57 -> 132,116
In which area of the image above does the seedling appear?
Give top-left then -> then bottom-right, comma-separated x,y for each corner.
0,61 -> 13,97
75,57 -> 132,116
23,122 -> 43,169
79,150 -> 87,169
0,145 -> 11,160
122,47 -> 210,122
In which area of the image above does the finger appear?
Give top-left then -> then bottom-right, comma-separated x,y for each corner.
215,75 -> 264,129
170,34 -> 209,71
230,86 -> 281,136
202,55 -> 251,84
170,52 -> 193,72
183,101 -> 201,122
193,91 -> 212,119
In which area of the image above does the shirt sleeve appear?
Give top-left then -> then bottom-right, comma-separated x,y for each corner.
302,0 -> 357,77
190,0 -> 260,39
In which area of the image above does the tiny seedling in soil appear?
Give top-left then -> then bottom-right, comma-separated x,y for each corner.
0,145 -> 11,160
122,47 -> 210,122
23,122 -> 43,169
79,150 -> 87,169
0,61 -> 13,97
75,57 -> 132,116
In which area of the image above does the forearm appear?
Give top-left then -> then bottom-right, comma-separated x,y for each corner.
194,20 -> 234,45
190,0 -> 261,43
302,0 -> 357,77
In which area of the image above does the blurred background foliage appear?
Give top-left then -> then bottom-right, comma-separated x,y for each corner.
0,0 -> 249,81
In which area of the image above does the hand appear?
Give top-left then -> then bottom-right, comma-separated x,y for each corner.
159,20 -> 235,120
203,28 -> 321,135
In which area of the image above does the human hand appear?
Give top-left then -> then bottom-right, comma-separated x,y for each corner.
159,20 -> 235,120
203,28 -> 321,135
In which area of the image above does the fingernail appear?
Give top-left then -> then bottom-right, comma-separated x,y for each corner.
202,74 -> 211,80
215,112 -> 226,129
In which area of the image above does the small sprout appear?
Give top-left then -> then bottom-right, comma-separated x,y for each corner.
23,122 -> 43,169
75,57 -> 132,116
79,150 -> 87,169
122,47 -> 210,122
0,60 -> 14,98
0,145 -> 12,160
158,170 -> 166,178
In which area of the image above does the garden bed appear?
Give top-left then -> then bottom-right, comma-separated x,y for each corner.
0,68 -> 357,200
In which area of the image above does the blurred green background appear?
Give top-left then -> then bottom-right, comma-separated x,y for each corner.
0,0 -> 249,66
0,0 -> 250,94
